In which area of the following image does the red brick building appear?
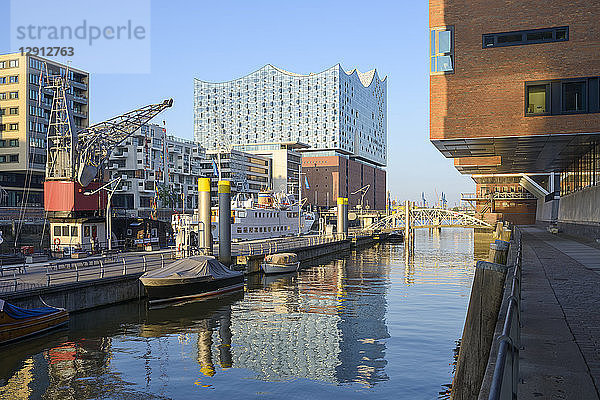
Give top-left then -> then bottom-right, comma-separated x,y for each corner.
430,1 -> 600,231
302,155 -> 386,210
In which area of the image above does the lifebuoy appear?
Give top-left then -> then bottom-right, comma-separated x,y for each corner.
53,237 -> 61,251
178,243 -> 182,252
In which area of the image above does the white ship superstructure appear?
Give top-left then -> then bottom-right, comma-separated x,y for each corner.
172,192 -> 316,251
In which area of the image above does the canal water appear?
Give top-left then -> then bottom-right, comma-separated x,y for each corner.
0,228 -> 490,399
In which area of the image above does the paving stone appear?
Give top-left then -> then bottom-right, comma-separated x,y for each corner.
518,227 -> 600,400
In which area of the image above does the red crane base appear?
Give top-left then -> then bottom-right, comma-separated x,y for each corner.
44,181 -> 107,212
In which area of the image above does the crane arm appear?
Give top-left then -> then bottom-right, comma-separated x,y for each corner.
76,98 -> 173,186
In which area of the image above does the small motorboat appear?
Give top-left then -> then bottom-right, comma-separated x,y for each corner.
0,299 -> 69,345
140,255 -> 244,304
386,231 -> 404,243
261,253 -> 300,275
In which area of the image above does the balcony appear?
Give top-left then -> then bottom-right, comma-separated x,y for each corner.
72,109 -> 87,119
111,151 -> 128,158
70,80 -> 87,90
73,94 -> 88,105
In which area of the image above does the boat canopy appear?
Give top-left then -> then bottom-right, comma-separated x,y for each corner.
265,253 -> 298,264
140,256 -> 242,280
0,299 -> 60,319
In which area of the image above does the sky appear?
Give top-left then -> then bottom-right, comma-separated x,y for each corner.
0,0 -> 474,206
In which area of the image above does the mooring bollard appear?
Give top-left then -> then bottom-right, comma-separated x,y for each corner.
488,240 -> 510,265
122,258 -> 127,275
143,256 -> 147,272
218,180 -> 232,265
198,177 -> 212,255
161,254 -> 165,268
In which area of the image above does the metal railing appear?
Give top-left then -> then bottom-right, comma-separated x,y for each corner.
488,233 -> 522,400
0,251 -> 177,294
236,235 -> 342,257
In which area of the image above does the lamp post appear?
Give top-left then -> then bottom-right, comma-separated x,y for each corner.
84,177 -> 122,251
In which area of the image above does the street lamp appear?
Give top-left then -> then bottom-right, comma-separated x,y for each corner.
84,177 -> 122,251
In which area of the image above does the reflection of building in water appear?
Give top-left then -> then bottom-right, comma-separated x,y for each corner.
43,338 -> 113,399
0,358 -> 35,399
228,249 -> 390,387
474,228 -> 494,261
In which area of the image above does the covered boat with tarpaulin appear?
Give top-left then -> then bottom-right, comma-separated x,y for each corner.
0,299 -> 69,345
139,255 -> 244,304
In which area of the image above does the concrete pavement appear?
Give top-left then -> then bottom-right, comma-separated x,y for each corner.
518,226 -> 600,399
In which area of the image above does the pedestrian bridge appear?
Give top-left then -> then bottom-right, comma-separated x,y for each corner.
361,208 -> 493,232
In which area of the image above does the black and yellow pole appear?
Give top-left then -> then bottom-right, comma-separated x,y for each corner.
337,197 -> 345,239
218,180 -> 232,265
198,177 -> 212,255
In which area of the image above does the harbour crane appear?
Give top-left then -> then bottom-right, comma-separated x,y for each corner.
351,185 -> 371,210
43,70 -> 173,252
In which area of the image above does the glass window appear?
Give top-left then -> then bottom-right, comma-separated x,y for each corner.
498,33 -> 523,44
71,226 -> 78,237
54,226 -> 61,236
527,31 -> 553,41
483,26 -> 568,48
562,81 -> 586,112
438,30 -> 451,53
556,28 -> 568,40
526,85 -> 548,114
430,27 -> 454,74
62,226 -> 69,236
84,226 -> 90,237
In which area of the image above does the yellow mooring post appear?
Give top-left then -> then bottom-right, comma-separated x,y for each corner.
337,197 -> 345,239
198,177 -> 212,255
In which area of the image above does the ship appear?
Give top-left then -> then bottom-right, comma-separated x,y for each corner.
172,191 -> 316,248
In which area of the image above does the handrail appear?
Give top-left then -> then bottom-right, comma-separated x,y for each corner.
488,232 -> 522,400
0,251 -> 176,293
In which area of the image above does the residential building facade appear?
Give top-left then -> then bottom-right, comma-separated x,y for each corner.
232,141 -> 306,199
0,53 -> 89,215
199,149 -> 270,204
108,124 -> 205,220
429,1 -> 600,231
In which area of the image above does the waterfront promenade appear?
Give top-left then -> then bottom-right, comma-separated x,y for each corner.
519,226 -> 600,399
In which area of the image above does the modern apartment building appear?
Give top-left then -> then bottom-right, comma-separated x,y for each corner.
429,1 -> 600,232
232,141 -> 305,199
0,53 -> 89,215
108,124 -> 205,220
199,149 -> 270,204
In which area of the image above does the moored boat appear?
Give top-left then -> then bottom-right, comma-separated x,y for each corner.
261,253 -> 300,274
386,231 -> 404,243
139,256 -> 244,304
0,299 -> 69,345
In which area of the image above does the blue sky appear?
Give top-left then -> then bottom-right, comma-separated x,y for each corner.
0,0 -> 473,206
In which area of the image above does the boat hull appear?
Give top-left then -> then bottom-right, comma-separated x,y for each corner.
261,261 -> 300,275
0,309 -> 69,345
142,275 -> 244,304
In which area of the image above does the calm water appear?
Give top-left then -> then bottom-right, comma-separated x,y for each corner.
0,228 -> 488,399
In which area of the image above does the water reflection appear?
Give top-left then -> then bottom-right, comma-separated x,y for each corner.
228,249 -> 391,386
1,228 -> 486,399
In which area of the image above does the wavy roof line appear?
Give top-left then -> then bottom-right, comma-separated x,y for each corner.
195,64 -> 386,88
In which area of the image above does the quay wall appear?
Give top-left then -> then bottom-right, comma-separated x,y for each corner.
4,273 -> 145,313
557,185 -> 600,239
451,226 -> 513,400
6,237 -> 380,311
